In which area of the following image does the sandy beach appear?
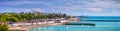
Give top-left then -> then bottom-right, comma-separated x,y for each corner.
9,23 -> 46,31
9,18 -> 79,31
9,22 -> 64,31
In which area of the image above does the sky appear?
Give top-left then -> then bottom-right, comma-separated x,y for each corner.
0,0 -> 120,16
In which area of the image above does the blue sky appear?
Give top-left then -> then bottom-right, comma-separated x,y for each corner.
0,0 -> 120,16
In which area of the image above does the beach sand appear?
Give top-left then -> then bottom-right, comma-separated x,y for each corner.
9,18 -> 79,31
9,23 -> 46,31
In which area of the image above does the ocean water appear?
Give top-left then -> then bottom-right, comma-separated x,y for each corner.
29,16 -> 120,31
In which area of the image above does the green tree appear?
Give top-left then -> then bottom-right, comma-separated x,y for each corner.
6,17 -> 19,22
0,24 -> 9,31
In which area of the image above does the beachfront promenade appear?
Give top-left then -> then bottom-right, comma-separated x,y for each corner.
9,18 -> 79,31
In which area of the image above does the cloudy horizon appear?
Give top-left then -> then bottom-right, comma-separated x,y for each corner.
0,0 -> 120,16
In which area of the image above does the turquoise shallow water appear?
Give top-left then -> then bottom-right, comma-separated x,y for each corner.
29,16 -> 120,31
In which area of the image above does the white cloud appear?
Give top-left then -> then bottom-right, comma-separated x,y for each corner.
24,9 -> 31,12
0,0 -> 120,15
0,1 -> 53,6
32,8 -> 42,12
86,7 -> 103,11
83,0 -> 120,8
111,9 -> 120,13
53,0 -> 120,12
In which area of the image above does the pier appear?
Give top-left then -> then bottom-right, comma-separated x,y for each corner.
63,22 -> 95,26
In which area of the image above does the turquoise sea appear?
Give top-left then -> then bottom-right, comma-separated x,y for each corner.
29,16 -> 120,31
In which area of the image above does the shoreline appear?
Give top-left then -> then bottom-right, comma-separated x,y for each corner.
9,18 -> 79,31
10,23 -> 65,31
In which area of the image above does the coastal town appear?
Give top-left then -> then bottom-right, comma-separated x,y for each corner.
1,0 -> 120,31
0,10 -> 79,31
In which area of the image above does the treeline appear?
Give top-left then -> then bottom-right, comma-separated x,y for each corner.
0,12 -> 70,22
